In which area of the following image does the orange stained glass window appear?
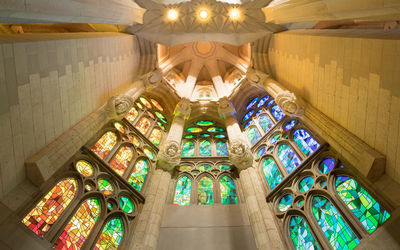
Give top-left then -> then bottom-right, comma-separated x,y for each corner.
109,146 -> 134,176
22,178 -> 77,237
147,111 -> 155,119
113,122 -> 125,133
136,117 -> 151,135
91,132 -> 117,159
150,99 -> 164,111
53,198 -> 101,249
125,107 -> 139,124
140,97 -> 152,109
149,128 -> 162,146
128,135 -> 140,147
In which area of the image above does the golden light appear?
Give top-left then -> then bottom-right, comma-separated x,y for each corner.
167,9 -> 179,21
199,10 -> 208,19
229,8 -> 241,21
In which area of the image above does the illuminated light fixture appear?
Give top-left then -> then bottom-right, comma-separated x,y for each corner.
199,10 -> 208,19
229,8 -> 241,21
167,9 -> 179,21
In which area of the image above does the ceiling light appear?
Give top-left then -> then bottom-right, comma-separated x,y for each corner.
229,8 -> 241,20
167,9 -> 179,21
199,10 -> 208,19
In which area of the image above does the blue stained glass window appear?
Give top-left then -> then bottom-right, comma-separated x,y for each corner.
254,109 -> 263,117
246,97 -> 258,109
262,158 -> 283,189
259,114 -> 274,133
257,95 -> 270,107
271,105 -> 285,121
285,120 -> 296,130
256,147 -> 266,159
293,129 -> 320,156
266,99 -> 274,107
247,126 -> 261,145
242,110 -> 254,122
244,120 -> 252,129
319,158 -> 335,174
289,216 -> 320,250
216,141 -> 229,156
277,144 -> 301,173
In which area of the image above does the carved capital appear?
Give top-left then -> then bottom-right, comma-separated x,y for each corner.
275,90 -> 305,117
105,95 -> 134,120
141,70 -> 162,90
228,139 -> 253,171
218,97 -> 236,120
157,140 -> 182,172
246,68 -> 269,87
174,98 -> 191,120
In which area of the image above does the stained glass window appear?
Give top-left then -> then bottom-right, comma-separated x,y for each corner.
125,107 -> 139,124
119,196 -> 134,213
76,160 -> 93,177
196,120 -> 214,126
143,148 -> 155,160
22,178 -> 77,237
207,127 -> 223,133
293,129 -> 320,156
179,165 -> 193,171
257,95 -> 269,107
147,111 -> 155,119
319,158 -> 335,174
299,176 -> 314,192
109,146 -> 134,176
173,176 -> 192,206
266,99 -> 274,107
246,97 -> 258,109
259,114 -> 274,133
247,126 -> 261,145
289,216 -> 320,250
335,176 -> 390,234
91,131 -> 117,159
254,109 -> 262,117
98,179 -> 114,195
94,218 -> 123,250
198,177 -> 214,205
262,158 -> 283,189
149,128 -> 162,146
184,135 -> 195,139
187,127 -> 202,133
278,194 -> 293,212
150,99 -> 164,111
182,141 -> 195,157
257,147 -> 266,159
218,164 -> 231,171
244,120 -> 252,129
277,144 -> 301,174
155,112 -> 167,123
242,110 -> 254,122
128,135 -> 140,147
220,176 -> 238,205
200,133 -> 210,137
127,159 -> 149,192
136,117 -> 151,135
285,120 -> 296,131
216,141 -> 229,156
140,97 -> 152,109
270,134 -> 281,144
215,134 -> 226,139
157,121 -> 166,131
199,140 -> 211,157
271,105 -> 285,121
312,196 -> 360,249
198,164 -> 212,171
136,102 -> 143,109
54,198 -> 101,249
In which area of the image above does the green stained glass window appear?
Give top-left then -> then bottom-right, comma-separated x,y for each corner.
262,158 -> 283,189
278,194 -> 293,212
94,218 -> 123,250
220,176 -> 238,205
289,216 -> 320,250
155,112 -> 167,123
200,133 -> 210,137
185,134 -> 195,139
247,126 -> 261,145
259,114 -> 274,133
187,127 -> 202,133
119,196 -> 134,214
335,176 -> 390,234
277,144 -> 301,174
199,140 -> 211,157
173,176 -> 192,206
196,120 -> 214,126
293,129 -> 320,156
157,121 -> 166,131
143,148 -> 155,160
218,164 -> 231,171
198,164 -> 212,171
207,127 -> 223,133
298,200 -> 304,207
215,134 -> 226,139
270,134 -> 281,144
198,177 -> 214,205
312,196 -> 360,249
182,141 -> 195,157
299,176 -> 314,193
179,165 -> 193,171
127,159 -> 149,192
98,179 -> 114,195
216,141 -> 228,156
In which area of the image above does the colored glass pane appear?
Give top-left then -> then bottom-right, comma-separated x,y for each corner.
125,107 -> 139,124
262,158 -> 283,189
254,109 -> 262,117
187,127 -> 202,133
128,135 -> 140,147
247,126 -> 261,145
216,141 -> 228,156
196,120 -> 214,126
22,178 -> 77,237
91,131 -> 117,159
179,165 -> 193,171
140,97 -> 152,109
299,176 -> 314,192
184,135 -> 195,139
312,196 -> 360,249
198,177 -> 214,205
127,159 -> 149,192
278,144 -> 301,174
98,179 -> 114,196
320,181 -> 327,188
335,176 -> 390,234
294,129 -> 320,156
198,164 -> 212,171
53,198 -> 100,249
215,134 -> 226,139
155,112 -> 167,123
270,134 -> 281,144
76,160 -> 93,177
285,120 -> 296,131
119,197 -> 134,213
136,117 -> 151,135
220,176 -> 238,205
173,176 -> 192,206
244,120 -> 252,129
150,99 -> 164,111
157,121 -> 166,131
259,114 -> 274,133
218,164 -> 231,171
207,127 -> 223,133
242,110 -> 254,122
257,147 -> 266,158
107,203 -> 113,210
289,216 -> 320,250
85,184 -> 94,191
199,140 -> 211,157
298,200 -> 304,207
319,158 -> 335,174
113,122 -> 125,133
278,194 -> 293,212
149,128 -> 162,146
246,97 -> 258,109
94,218 -> 123,250
257,95 -> 269,108
271,105 -> 285,121
266,99 -> 274,107
109,146 -> 134,176
135,102 -> 143,109
200,133 -> 210,137
147,111 -> 155,119
182,141 -> 195,157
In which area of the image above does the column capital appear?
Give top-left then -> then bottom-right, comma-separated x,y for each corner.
246,68 -> 270,87
275,89 -> 305,117
218,97 -> 236,120
105,94 -> 134,120
228,139 -> 254,171
141,70 -> 163,90
174,98 -> 191,120
156,140 -> 182,172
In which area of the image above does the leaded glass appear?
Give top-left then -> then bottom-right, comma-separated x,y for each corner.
299,176 -> 314,193
312,196 -> 360,249
143,148 -> 155,160
220,176 -> 238,205
285,120 -> 296,131
257,147 -> 266,159
53,198 -> 100,249
198,164 -> 212,171
109,146 -> 133,176
277,144 -> 301,174
199,140 -> 211,157
98,178 -> 114,195
22,178 -> 77,237
179,165 -> 193,171
150,99 -> 164,111
278,194 -> 293,212
244,120 -> 252,129
335,176 -> 390,234
155,112 -> 167,123
247,126 -> 261,145
114,122 -> 125,133
289,216 -> 320,250
157,121 -> 166,131
320,180 -> 327,188
182,141 -> 195,157
107,203 -> 113,210
184,135 -> 195,139
258,114 -> 274,133
270,134 -> 281,144
271,105 -> 285,121
149,128 -> 162,146
196,120 -> 214,126
216,141 -> 228,156
128,135 -> 140,147
293,129 -> 320,156
136,117 -> 151,135
94,218 -> 123,250
125,107 -> 139,124
127,159 -> 149,192
200,133 -> 210,137
76,160 -> 93,177
298,200 -> 304,207
207,127 -> 223,133
91,131 -> 117,159
246,97 -> 258,109
257,95 -> 269,107
198,177 -> 214,205
215,134 -> 226,139
148,111 -> 156,120
266,99 -> 274,107
254,109 -> 262,117
119,196 -> 134,213
187,127 -> 202,133
319,158 -> 335,174
242,110 -> 254,122
218,164 -> 231,171
173,176 -> 192,206
140,97 -> 152,109
262,158 -> 283,189
135,102 -> 143,109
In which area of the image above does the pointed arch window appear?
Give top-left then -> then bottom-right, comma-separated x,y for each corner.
109,146 -> 134,176
262,158 -> 283,189
94,218 -> 124,250
173,176 -> 192,206
182,141 -> 195,157
198,176 -> 214,205
293,129 -> 320,156
149,128 -> 162,146
258,114 -> 274,133
216,141 -> 228,156
219,176 -> 238,205
91,131 -> 117,159
127,159 -> 149,192
135,117 -> 151,135
199,140 -> 211,157
247,126 -> 261,145
277,144 -> 301,174
289,216 -> 320,249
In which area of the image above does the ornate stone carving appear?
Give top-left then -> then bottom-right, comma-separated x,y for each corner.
105,95 -> 134,120
228,139 -> 253,171
275,90 -> 305,117
246,68 -> 269,87
218,97 -> 236,120
157,140 -> 182,172
174,98 -> 191,120
141,70 -> 162,90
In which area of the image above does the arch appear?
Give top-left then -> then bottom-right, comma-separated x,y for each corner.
258,114 -> 274,133
91,131 -> 118,159
261,158 -> 283,189
216,140 -> 228,156
22,178 -> 78,237
124,107 -> 139,124
335,175 -> 391,234
109,146 -> 134,176
199,140 -> 211,157
197,176 -> 214,205
288,215 -> 320,249
127,158 -> 149,192
173,175 -> 192,206
271,105 -> 285,121
149,128 -> 162,146
277,144 -> 301,174
94,217 -> 124,250
135,117 -> 151,135
247,126 -> 261,145
293,129 -> 320,156
182,141 -> 195,157
219,176 -> 238,205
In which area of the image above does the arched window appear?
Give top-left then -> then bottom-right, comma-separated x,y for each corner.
149,128 -> 162,146
173,176 -> 192,206
94,218 -> 124,250
293,129 -> 320,156
199,140 -> 211,157
198,176 -> 214,205
259,114 -> 274,133
277,144 -> 301,174
335,176 -> 391,233
182,141 -> 195,157
127,159 -> 149,192
91,131 -> 117,159
262,158 -> 283,189
247,126 -> 261,145
109,146 -> 134,176
22,178 -> 77,237
289,216 -> 320,249
125,107 -> 139,124
312,196 -> 360,249
271,105 -> 285,121
219,176 -> 238,205
216,141 -> 228,156
135,117 -> 151,135
54,198 -> 101,249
